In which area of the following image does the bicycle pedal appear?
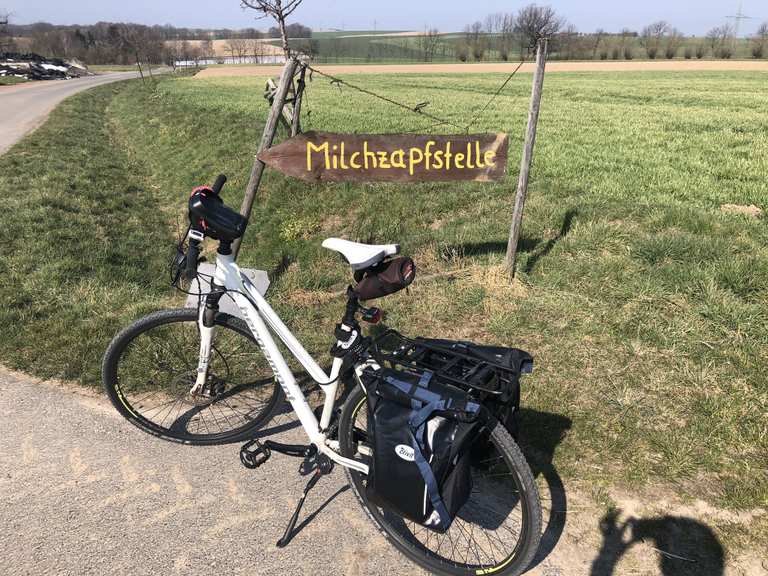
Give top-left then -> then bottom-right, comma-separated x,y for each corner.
240,438 -> 271,469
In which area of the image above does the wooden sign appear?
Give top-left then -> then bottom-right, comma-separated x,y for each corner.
257,131 -> 508,183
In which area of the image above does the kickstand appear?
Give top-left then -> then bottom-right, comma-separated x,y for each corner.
276,470 -> 323,548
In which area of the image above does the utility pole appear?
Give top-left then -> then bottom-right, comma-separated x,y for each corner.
726,2 -> 755,39
505,38 -> 548,277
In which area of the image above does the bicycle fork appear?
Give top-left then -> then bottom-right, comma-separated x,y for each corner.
190,284 -> 224,395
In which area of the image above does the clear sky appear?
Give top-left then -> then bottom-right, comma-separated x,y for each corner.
3,0 -> 766,36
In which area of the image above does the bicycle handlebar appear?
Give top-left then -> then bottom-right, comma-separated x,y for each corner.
211,174 -> 227,195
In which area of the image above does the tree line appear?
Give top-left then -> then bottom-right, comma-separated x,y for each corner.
453,5 -> 768,62
1,19 -> 312,65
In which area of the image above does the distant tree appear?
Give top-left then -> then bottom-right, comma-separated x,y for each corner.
640,20 -> 669,59
591,28 -> 606,59
514,4 -> 564,55
751,22 -> 768,58
417,27 -> 440,62
240,0 -> 305,55
620,28 -> 635,59
226,37 -> 249,62
0,11 -> 16,53
664,28 -> 684,59
200,39 -> 214,60
558,23 -> 581,60
707,24 -> 734,58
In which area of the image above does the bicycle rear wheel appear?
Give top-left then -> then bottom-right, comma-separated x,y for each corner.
338,384 -> 542,576
102,308 -> 283,445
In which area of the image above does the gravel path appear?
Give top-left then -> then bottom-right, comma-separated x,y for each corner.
0,367 -> 418,576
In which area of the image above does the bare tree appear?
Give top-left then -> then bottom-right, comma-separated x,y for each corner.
707,24 -> 735,58
591,28 -> 606,59
664,28 -> 684,59
514,4 -> 564,55
240,0 -> 304,56
751,22 -> 768,58
1,11 -> 16,53
417,27 -> 440,62
640,20 -> 669,59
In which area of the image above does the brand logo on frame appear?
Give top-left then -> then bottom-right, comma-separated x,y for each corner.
395,444 -> 415,462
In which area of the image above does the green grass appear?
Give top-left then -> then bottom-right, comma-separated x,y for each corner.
0,72 -> 766,540
0,76 -> 28,85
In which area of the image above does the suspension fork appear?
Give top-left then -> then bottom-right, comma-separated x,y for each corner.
190,281 -> 226,395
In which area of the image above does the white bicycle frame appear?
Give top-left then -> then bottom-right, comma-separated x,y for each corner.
192,249 -> 370,475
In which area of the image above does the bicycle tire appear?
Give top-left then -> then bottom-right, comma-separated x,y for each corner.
102,308 -> 284,445
338,384 -> 542,576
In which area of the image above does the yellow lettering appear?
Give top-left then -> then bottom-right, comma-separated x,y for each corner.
377,151 -> 391,169
332,145 -> 338,170
455,152 -> 465,169
433,150 -> 444,170
364,141 -> 377,170
391,150 -> 406,168
350,151 -> 361,169
465,142 -> 474,169
424,141 -> 436,170
340,142 -> 349,169
484,151 -> 496,167
475,141 -> 485,168
409,147 -> 424,176
307,141 -> 330,171
445,142 -> 452,170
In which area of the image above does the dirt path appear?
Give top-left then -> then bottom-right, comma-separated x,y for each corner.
195,60 -> 768,79
1,366 -> 764,575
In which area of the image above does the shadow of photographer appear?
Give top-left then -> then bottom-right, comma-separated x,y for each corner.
590,509 -> 725,576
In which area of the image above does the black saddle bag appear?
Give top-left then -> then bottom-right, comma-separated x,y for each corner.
362,367 -> 483,532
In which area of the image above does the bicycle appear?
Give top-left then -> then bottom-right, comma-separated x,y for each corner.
102,175 -> 542,575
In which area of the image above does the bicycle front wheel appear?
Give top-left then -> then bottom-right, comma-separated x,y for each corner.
338,384 -> 542,576
102,308 -> 283,445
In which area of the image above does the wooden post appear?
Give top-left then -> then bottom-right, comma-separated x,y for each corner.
290,65 -> 307,137
233,57 -> 299,258
505,38 -> 548,276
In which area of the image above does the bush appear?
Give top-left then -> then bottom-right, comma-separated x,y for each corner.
665,46 -> 678,59
716,46 -> 733,59
752,44 -> 764,58
647,47 -> 658,59
695,43 -> 706,58
611,46 -> 621,60
624,46 -> 634,59
684,47 -> 693,59
600,49 -> 609,60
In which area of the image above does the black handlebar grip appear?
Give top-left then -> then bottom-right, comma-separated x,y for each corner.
186,241 -> 201,280
212,174 -> 227,195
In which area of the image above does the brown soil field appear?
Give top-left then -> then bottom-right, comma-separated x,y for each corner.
166,38 -> 284,58
196,59 -> 768,78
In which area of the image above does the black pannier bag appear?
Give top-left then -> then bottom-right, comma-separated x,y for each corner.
362,366 -> 482,532
353,257 -> 415,301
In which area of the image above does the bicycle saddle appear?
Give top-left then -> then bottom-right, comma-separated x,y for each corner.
322,238 -> 400,271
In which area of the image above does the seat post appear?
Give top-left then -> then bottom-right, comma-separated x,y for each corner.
342,289 -> 359,326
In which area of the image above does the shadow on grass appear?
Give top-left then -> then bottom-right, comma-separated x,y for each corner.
524,208 -> 578,274
590,510 -> 724,575
518,408 -> 573,572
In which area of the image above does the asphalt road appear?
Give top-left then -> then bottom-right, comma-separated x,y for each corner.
0,72 -> 137,155
0,367 -> 424,576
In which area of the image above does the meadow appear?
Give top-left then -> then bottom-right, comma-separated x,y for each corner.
0,70 -> 765,547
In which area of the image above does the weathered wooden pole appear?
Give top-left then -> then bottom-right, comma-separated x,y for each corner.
233,56 -> 300,258
290,65 -> 307,137
505,38 -> 548,276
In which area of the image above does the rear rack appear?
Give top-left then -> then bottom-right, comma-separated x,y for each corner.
370,330 -> 528,398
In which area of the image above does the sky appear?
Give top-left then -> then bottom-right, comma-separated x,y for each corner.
3,0 -> 766,37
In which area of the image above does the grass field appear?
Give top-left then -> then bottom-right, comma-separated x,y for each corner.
0,76 -> 28,85
0,70 -> 765,547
